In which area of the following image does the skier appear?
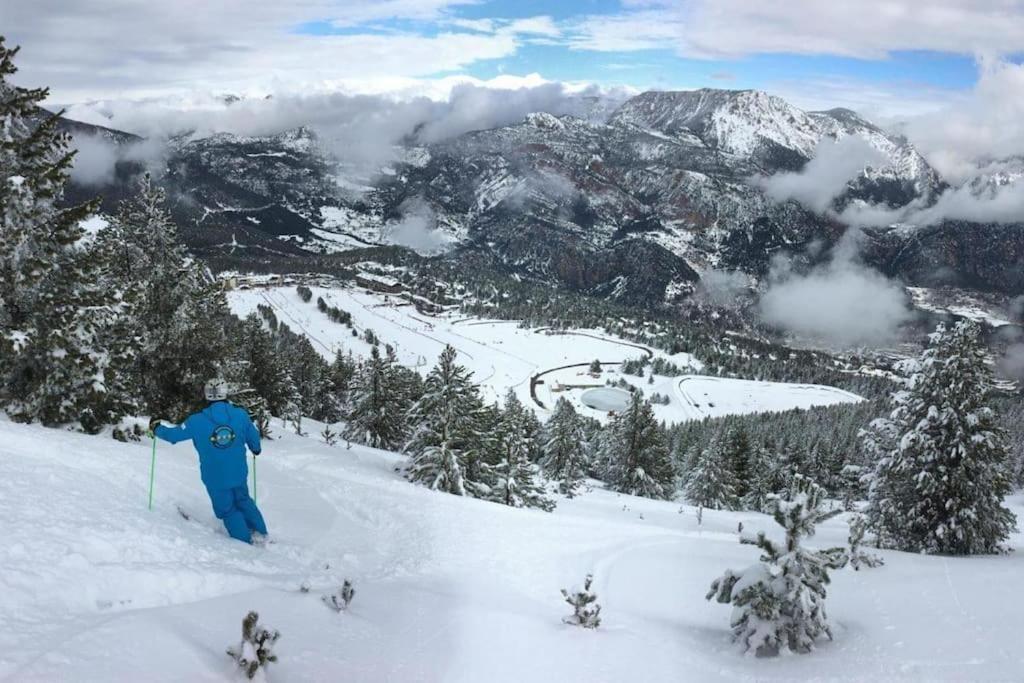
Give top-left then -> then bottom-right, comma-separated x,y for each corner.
150,378 -> 268,544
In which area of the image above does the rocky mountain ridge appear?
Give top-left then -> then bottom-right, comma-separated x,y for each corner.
58,88 -> 1024,304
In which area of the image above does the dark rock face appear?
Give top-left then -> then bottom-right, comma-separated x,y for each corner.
862,223 -> 1024,294
58,89 -> 1024,300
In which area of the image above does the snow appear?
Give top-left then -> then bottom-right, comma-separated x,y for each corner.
4,417 -> 1024,680
78,215 -> 109,236
673,375 -> 863,420
228,283 -> 861,423
580,387 -> 633,412
906,286 -> 1016,328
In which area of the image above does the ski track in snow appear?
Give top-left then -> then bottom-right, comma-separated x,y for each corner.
3,417 -> 1024,681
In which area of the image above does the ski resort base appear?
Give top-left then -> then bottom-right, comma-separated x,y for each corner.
228,284 -> 864,424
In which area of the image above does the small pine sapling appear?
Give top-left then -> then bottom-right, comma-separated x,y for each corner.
847,515 -> 884,571
321,423 -> 338,446
322,579 -> 356,612
226,611 -> 280,681
706,475 -> 848,656
561,574 -> 602,629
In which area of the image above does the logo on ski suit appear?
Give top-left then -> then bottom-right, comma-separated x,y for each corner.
209,424 -> 237,449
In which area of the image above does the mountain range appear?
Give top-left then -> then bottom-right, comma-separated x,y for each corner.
60,88 -> 1024,306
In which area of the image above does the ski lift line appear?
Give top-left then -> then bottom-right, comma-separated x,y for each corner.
258,290 -> 334,356
358,294 -> 478,362
443,326 -> 538,368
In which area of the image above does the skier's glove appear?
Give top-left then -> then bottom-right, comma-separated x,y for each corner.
148,418 -> 162,436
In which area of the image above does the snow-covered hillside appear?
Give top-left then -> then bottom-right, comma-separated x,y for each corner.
227,282 -> 862,423
3,417 -> 1024,681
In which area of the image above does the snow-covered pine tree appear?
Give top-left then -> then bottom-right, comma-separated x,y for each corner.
321,423 -> 338,446
847,515 -> 883,570
235,312 -> 296,420
494,389 -> 554,511
864,321 -> 1017,555
0,39 -> 125,428
721,426 -> 751,499
706,475 -> 848,656
684,436 -> 739,510
285,335 -> 329,434
405,346 -> 485,496
226,611 -> 280,681
603,392 -> 675,499
541,397 -> 588,497
741,443 -> 775,512
561,574 -> 601,629
96,174 -> 232,419
345,345 -> 406,449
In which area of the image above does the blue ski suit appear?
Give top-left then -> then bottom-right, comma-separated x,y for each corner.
154,401 -> 267,544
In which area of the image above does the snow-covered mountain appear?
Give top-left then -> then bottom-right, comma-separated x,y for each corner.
61,88 -> 1024,301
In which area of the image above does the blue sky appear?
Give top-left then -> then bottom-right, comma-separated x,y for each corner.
9,0 -> 1024,117
294,3 -> 984,92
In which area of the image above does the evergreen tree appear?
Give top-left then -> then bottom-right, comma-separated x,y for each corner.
405,346 -> 485,496
541,397 -> 588,497
847,515 -> 883,571
96,175 -> 231,419
561,574 -> 601,629
345,345 -> 407,449
684,436 -> 739,510
720,426 -> 751,499
603,393 -> 675,499
741,444 -> 775,512
865,322 -> 1017,555
707,475 -> 848,656
494,390 -> 554,511
235,313 -> 294,418
0,38 -> 122,428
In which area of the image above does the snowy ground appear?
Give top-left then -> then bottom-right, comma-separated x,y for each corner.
3,418 -> 1024,681
228,284 -> 862,423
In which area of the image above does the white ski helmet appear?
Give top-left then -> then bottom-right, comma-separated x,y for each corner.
204,377 -> 230,402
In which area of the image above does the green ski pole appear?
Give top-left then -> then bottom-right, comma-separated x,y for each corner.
251,453 -> 257,503
148,434 -> 158,510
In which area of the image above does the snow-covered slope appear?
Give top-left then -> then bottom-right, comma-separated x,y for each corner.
4,418 -> 1024,681
227,282 -> 862,422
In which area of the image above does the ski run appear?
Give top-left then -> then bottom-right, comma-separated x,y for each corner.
2,416 -> 1023,681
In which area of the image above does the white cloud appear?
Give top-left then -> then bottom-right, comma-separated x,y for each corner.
758,231 -> 914,347
754,136 -> 886,213
70,134 -> 166,186
60,78 -> 629,180
384,197 -> 450,253
838,178 -> 1024,228
899,57 -> 1024,182
570,1 -> 1024,60
5,1 -> 545,103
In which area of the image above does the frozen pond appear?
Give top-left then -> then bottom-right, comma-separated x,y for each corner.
580,387 -> 633,412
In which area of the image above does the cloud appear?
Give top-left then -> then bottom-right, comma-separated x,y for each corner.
61,78 -> 629,181
839,177 -> 1024,227
70,134 -> 167,186
5,1 -> 548,103
569,1 -> 1024,60
899,57 -> 1024,183
383,197 -> 450,253
695,269 -> 751,308
754,135 -> 886,213
757,230 -> 914,347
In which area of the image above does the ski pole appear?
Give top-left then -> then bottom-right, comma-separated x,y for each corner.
148,434 -> 158,511
252,453 -> 257,503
